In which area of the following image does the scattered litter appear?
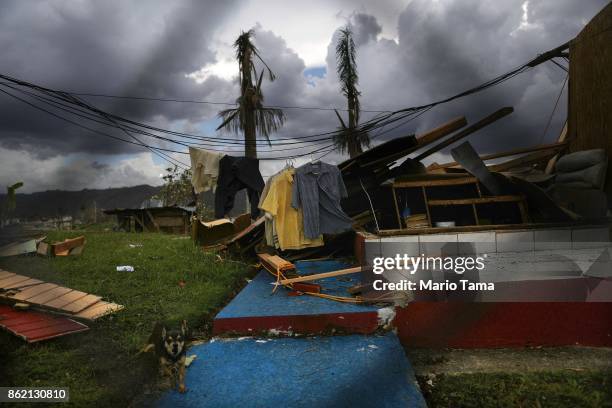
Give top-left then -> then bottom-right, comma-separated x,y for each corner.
377,307 -> 396,328
116,266 -> 135,272
184,355 -> 197,367
178,280 -> 186,288
128,243 -> 143,248
368,344 -> 379,350
255,340 -> 268,343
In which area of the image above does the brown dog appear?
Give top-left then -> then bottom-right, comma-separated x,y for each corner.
142,320 -> 188,393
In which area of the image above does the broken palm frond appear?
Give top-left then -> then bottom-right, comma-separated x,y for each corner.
0,269 -> 123,321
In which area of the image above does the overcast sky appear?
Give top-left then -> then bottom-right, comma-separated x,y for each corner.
0,0 -> 607,192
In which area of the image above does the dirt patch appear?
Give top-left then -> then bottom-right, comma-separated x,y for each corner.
406,346 -> 612,375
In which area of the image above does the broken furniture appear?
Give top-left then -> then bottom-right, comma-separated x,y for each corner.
191,213 -> 251,247
387,174 -> 528,232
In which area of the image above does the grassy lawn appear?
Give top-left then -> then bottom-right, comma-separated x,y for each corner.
0,230 -> 251,406
420,370 -> 612,407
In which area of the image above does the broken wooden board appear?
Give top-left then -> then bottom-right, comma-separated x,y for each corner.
51,236 -> 86,256
0,304 -> 89,343
257,253 -> 296,276
278,266 -> 365,285
0,270 -> 123,321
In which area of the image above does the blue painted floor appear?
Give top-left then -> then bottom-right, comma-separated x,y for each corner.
216,260 -> 377,319
156,333 -> 426,408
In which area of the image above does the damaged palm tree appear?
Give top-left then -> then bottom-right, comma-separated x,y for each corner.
217,30 -> 285,158
334,26 -> 370,158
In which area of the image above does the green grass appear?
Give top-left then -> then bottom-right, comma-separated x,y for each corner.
0,230 -> 251,407
422,371 -> 612,408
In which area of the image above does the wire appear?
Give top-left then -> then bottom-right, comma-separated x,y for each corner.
538,72 -> 568,145
69,91 -> 394,113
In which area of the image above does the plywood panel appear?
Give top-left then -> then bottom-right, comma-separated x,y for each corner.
568,3 -> 612,203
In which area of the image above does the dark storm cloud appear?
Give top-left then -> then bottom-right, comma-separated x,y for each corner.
0,0 -> 237,157
0,0 -> 609,191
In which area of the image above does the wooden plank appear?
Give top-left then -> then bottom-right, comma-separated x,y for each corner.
42,290 -> 89,311
52,236 -> 85,256
376,220 -> 611,236
360,116 -> 468,169
415,116 -> 468,146
278,266 -> 365,285
62,294 -> 102,314
27,287 -> 72,305
146,210 -> 161,231
489,149 -> 558,172
428,195 -> 523,206
12,283 -> 59,301
414,107 -> 514,161
1,278 -> 43,291
75,302 -> 124,320
545,122 -> 569,174
257,253 -> 296,273
0,271 -> 15,280
429,141 -> 568,170
0,275 -> 31,289
392,176 -> 478,188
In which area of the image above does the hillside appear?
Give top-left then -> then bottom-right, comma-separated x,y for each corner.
1,185 -> 162,219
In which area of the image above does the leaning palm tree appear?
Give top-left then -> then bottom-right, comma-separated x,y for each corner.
217,30 -> 285,158
334,26 -> 370,158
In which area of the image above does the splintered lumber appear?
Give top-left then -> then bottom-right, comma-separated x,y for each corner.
429,141 -> 568,170
257,253 -> 296,275
278,266 -> 365,285
0,271 -> 123,321
51,236 -> 86,256
414,107 -> 514,161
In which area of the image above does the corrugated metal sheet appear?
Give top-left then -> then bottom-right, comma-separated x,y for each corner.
0,305 -> 89,342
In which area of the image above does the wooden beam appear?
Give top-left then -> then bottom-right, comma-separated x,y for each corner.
361,116 -> 468,169
429,141 -> 568,170
145,210 -> 161,232
414,107 -> 514,161
278,266 -> 365,285
415,116 -> 467,146
489,149 -> 559,172
545,122 -> 569,174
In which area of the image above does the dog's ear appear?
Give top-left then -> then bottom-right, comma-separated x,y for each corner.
161,326 -> 167,339
181,320 -> 187,336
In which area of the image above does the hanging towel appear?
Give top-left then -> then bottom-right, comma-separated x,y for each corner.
189,147 -> 224,193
